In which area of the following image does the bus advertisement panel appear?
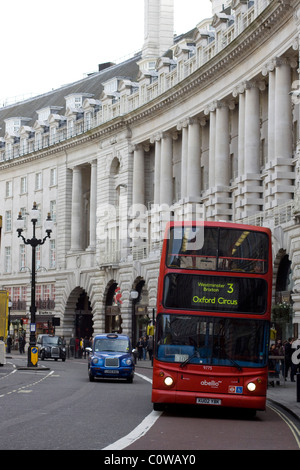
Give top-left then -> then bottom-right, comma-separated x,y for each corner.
152,221 -> 272,414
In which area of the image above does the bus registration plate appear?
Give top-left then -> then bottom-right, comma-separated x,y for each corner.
196,398 -> 221,405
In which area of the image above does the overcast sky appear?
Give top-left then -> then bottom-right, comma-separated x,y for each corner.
0,0 -> 212,106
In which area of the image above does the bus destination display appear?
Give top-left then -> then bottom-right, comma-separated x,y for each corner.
163,273 -> 267,314
192,279 -> 239,309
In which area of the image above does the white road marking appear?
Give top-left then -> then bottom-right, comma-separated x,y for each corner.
102,371 -> 161,450
0,370 -> 54,398
103,410 -> 162,450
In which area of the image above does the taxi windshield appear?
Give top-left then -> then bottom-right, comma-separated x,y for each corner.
43,336 -> 62,345
94,338 -> 129,353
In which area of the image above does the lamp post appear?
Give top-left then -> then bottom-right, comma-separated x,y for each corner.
130,290 -> 139,352
16,202 -> 53,367
8,300 -> 12,333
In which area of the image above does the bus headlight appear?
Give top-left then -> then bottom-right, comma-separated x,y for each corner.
164,376 -> 174,386
247,382 -> 256,392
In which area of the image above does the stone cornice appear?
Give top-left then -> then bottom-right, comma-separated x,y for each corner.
0,117 -> 129,169
0,0 -> 296,170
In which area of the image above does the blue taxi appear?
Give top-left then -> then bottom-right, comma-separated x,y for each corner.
88,333 -> 135,383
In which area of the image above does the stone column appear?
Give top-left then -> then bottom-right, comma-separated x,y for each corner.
268,67 -> 276,162
71,166 -> 83,251
262,60 -> 277,208
160,132 -> 173,205
180,122 -> 188,200
238,90 -> 245,176
231,84 -> 246,221
187,118 -> 201,198
243,81 -> 263,214
269,57 -> 295,207
244,81 -> 260,174
208,108 -> 216,188
153,136 -> 161,205
214,101 -> 231,220
215,101 -> 230,186
202,101 -> 232,220
89,160 -> 97,250
132,144 -> 145,206
275,58 -> 293,160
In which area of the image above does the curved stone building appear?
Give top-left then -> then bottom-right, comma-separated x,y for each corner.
0,0 -> 299,345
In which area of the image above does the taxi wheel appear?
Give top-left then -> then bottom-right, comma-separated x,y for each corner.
89,370 -> 94,382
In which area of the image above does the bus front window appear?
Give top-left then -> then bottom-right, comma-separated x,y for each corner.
166,226 -> 268,273
155,314 -> 268,368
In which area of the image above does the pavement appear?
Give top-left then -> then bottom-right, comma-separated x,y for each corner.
4,353 -> 300,421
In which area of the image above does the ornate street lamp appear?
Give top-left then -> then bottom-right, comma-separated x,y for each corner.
16,202 -> 53,367
130,290 -> 139,353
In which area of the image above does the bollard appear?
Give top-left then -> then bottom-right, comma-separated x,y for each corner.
297,373 -> 300,403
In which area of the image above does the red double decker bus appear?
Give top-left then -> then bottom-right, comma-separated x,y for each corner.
152,221 -> 272,414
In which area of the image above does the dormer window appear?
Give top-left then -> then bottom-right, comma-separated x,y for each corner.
5,118 -> 21,135
65,93 -> 93,111
4,117 -> 31,136
37,106 -> 63,122
104,79 -> 118,94
147,61 -> 156,71
74,97 -> 82,108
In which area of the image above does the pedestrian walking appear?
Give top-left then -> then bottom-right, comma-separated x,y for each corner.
142,336 -> 147,360
18,334 -> 25,354
147,335 -> 153,361
137,337 -> 144,360
284,337 -> 294,381
69,336 -> 75,357
75,337 -> 79,358
83,337 -> 90,358
6,334 -> 12,353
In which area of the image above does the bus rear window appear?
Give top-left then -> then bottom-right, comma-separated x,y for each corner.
166,226 -> 268,273
163,273 -> 268,314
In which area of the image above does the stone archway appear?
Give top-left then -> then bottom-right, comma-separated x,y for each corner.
63,287 -> 93,340
105,281 -> 123,333
131,278 -> 149,348
75,291 -> 93,339
273,252 -> 293,340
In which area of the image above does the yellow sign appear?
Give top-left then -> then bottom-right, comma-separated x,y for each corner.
0,291 -> 9,341
31,347 -> 39,366
193,281 -> 239,308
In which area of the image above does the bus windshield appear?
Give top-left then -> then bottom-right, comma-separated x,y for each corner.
167,226 -> 269,273
156,314 -> 269,368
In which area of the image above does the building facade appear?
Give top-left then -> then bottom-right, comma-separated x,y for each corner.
0,0 -> 299,345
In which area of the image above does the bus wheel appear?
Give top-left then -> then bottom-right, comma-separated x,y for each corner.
153,403 -> 165,411
244,409 -> 256,418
